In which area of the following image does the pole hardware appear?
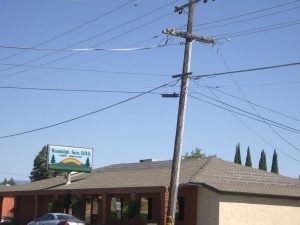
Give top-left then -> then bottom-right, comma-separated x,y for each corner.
162,28 -> 215,44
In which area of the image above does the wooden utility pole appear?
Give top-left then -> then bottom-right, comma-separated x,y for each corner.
163,1 -> 215,225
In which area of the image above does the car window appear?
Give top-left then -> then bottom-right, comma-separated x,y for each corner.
47,214 -> 55,221
36,214 -> 49,222
56,215 -> 77,221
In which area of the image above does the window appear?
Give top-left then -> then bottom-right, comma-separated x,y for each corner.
176,197 -> 184,221
111,197 -> 123,220
139,197 -> 152,220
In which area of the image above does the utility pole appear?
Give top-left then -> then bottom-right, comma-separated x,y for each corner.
162,1 -> 215,225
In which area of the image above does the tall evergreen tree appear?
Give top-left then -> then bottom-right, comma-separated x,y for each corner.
8,177 -> 16,186
259,150 -> 267,171
85,157 -> 90,167
2,178 -> 8,185
245,146 -> 252,167
51,154 -> 56,164
29,146 -> 52,182
271,150 -> 279,174
234,143 -> 242,164
1,177 -> 16,186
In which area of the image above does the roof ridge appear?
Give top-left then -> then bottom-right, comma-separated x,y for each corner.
189,157 -> 215,182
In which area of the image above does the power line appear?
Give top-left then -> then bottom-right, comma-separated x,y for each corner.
0,1 -> 178,80
189,94 -> 300,164
214,19 -> 300,39
191,61 -> 300,79
230,68 -> 300,153
199,86 -> 300,123
0,0 -> 135,63
191,91 -> 300,135
0,171 -> 28,178
192,5 -> 300,32
0,86 -> 162,95
0,63 -> 169,77
204,81 -> 300,88
0,79 -> 178,139
193,0 -> 300,28
4,35 -> 167,86
214,47 -> 300,154
0,43 -> 178,52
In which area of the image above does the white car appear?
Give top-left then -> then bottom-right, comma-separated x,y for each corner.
27,213 -> 87,225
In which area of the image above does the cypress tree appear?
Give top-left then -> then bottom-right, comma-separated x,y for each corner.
259,150 -> 267,171
234,143 -> 242,164
245,146 -> 252,167
271,150 -> 279,174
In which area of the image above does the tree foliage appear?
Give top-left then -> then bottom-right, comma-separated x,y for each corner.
29,146 -> 52,182
184,148 -> 206,159
245,146 -> 252,167
51,154 -> 56,164
1,177 -> 16,186
271,150 -> 279,174
234,143 -> 242,164
259,150 -> 267,171
85,157 -> 90,167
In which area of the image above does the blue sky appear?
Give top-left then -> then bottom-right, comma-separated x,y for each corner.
0,0 -> 299,181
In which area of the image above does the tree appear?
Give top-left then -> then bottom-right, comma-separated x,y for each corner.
1,177 -> 16,186
234,143 -> 242,164
259,150 -> 267,171
30,146 -> 52,182
8,177 -> 16,186
245,146 -> 252,167
51,154 -> 56,164
184,148 -> 206,159
2,178 -> 8,185
271,150 -> 279,174
85,157 -> 90,167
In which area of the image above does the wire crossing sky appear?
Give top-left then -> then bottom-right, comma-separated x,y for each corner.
0,0 -> 299,180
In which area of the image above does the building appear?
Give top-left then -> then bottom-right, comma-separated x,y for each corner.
0,191 -> 14,222
0,157 -> 300,225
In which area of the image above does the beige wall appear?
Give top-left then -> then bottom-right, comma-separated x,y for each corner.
197,187 -> 300,225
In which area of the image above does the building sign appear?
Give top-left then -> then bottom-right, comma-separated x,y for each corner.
47,145 -> 93,173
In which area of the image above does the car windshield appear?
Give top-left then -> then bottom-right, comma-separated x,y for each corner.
56,215 -> 78,221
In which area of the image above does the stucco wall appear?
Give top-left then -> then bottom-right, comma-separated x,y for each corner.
197,187 -> 219,225
197,187 -> 300,225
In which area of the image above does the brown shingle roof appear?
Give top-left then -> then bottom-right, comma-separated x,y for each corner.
1,157 -> 300,198
191,157 -> 300,198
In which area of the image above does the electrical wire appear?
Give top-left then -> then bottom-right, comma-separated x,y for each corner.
214,19 -> 300,40
0,79 -> 179,139
214,47 -> 300,154
192,0 -> 300,28
205,81 -> 300,88
0,63 -> 169,77
0,171 -> 28,178
191,91 -> 300,135
190,61 -> 300,79
189,94 -> 300,164
0,43 -> 179,52
5,35 -> 167,86
192,5 -> 300,32
0,86 -> 162,95
0,0 -> 136,63
0,0 -> 178,79
198,86 -> 300,123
